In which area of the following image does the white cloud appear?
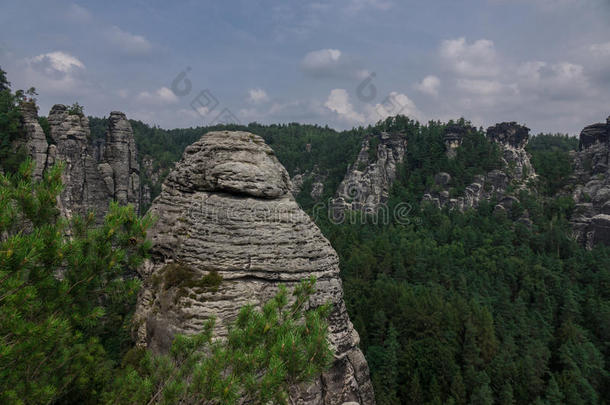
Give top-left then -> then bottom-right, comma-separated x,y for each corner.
416,75 -> 440,96
440,37 -> 499,77
29,51 -> 85,74
367,92 -> 423,122
590,42 -> 610,56
324,89 -> 365,123
301,49 -> 342,75
247,88 -> 269,104
136,87 -> 179,105
105,26 -> 152,55
24,51 -> 87,94
516,61 -> 590,99
456,78 -> 507,95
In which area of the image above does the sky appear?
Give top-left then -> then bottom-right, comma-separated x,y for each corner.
1,0 -> 609,135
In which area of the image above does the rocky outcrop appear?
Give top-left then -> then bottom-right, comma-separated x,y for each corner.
19,103 -> 141,220
134,131 -> 374,405
332,132 -> 407,217
570,115 -> 610,247
291,167 -> 327,201
47,104 -> 111,221
16,102 -> 50,180
487,122 -> 535,182
423,123 -> 536,216
98,111 -> 140,210
444,123 -> 470,159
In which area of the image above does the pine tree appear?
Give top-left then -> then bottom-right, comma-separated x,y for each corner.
104,277 -> 333,404
0,160 -> 153,404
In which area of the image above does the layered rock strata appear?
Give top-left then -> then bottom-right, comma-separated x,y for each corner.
134,131 -> 375,405
18,103 -> 141,220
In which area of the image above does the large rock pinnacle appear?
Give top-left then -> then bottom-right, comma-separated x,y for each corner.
134,131 -> 375,405
99,111 -> 140,210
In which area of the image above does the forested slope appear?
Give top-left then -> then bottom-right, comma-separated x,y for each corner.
85,113 -> 610,404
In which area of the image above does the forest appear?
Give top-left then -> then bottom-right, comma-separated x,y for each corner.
89,112 -> 610,404
2,65 -> 609,404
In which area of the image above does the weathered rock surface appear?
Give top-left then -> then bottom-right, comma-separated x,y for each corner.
332,132 -> 407,217
134,131 -> 375,405
291,166 -> 327,201
570,115 -> 610,247
444,123 -> 471,159
423,122 -> 536,217
100,111 -> 140,210
48,104 -> 111,221
19,103 -> 142,220
16,102 -> 50,180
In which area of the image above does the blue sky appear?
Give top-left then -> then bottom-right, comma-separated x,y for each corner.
1,0 -> 609,134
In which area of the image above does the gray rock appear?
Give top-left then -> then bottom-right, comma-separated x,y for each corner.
16,102 -> 49,180
423,122 -> 536,214
569,115 -> 610,247
102,112 -> 140,210
48,104 -> 111,221
18,103 -> 142,221
134,131 -> 375,405
332,132 -> 407,216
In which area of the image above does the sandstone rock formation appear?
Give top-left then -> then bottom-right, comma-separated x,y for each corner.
48,104 -> 111,221
134,131 -> 375,404
16,102 -> 50,180
423,122 -> 536,216
332,132 -> 407,218
291,167 -> 327,201
570,115 -> 610,247
18,103 -> 142,220
444,123 -> 470,159
98,111 -> 140,209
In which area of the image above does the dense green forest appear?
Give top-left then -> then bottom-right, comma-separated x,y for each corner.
3,65 -> 609,403
90,113 -> 609,404
311,120 -> 609,404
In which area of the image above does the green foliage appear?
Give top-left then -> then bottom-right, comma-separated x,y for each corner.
104,277 -> 333,404
0,70 -> 27,173
368,136 -> 380,162
305,122 -> 610,404
0,159 -> 333,405
67,102 -> 84,116
0,159 -> 153,404
527,134 -> 578,196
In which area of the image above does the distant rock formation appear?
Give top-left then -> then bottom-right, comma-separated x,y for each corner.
98,111 -> 140,208
487,122 -> 535,182
15,102 -> 51,181
570,115 -> 610,247
291,166 -> 327,201
19,103 -> 141,220
331,131 -> 407,218
423,122 -> 536,218
134,131 -> 375,405
444,123 -> 471,159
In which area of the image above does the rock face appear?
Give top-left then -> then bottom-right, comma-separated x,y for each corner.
19,103 -> 141,220
291,167 -> 327,201
332,132 -> 407,217
423,122 -> 536,216
134,131 -> 375,405
570,115 -> 610,247
444,124 -> 470,159
48,104 -> 111,221
98,112 -> 140,209
16,102 -> 51,180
